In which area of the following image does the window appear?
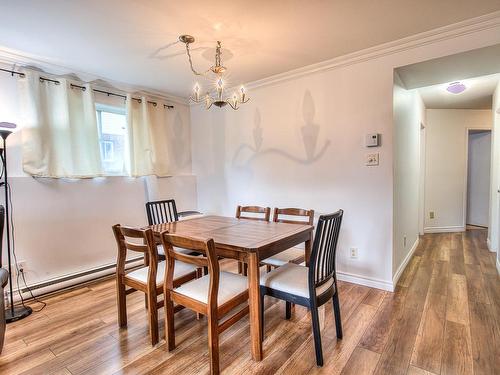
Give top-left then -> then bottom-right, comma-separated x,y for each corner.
96,105 -> 127,175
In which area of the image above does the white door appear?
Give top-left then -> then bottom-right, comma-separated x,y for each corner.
467,130 -> 491,227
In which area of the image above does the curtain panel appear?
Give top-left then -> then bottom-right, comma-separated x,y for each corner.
126,94 -> 172,177
19,71 -> 103,178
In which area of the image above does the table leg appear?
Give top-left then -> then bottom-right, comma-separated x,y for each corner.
305,235 -> 312,266
247,252 -> 263,361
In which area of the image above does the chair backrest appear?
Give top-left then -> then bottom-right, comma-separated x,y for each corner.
146,199 -> 179,225
161,233 -> 220,308
236,205 -> 271,222
112,224 -> 158,283
308,210 -> 343,295
273,207 -> 314,225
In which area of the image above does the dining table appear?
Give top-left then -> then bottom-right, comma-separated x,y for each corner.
148,214 -> 313,361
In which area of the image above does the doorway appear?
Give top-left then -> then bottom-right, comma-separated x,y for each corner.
466,129 -> 492,228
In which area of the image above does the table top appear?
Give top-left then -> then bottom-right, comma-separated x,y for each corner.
148,215 -> 313,253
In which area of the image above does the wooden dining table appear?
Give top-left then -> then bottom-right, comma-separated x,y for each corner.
149,215 -> 313,361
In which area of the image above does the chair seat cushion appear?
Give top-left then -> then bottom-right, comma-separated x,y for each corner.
174,271 -> 248,306
127,260 -> 197,286
260,263 -> 334,299
262,247 -> 304,267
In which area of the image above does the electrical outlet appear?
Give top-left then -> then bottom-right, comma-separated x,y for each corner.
350,248 -> 358,259
429,211 -> 435,219
365,153 -> 379,166
10,261 -> 27,276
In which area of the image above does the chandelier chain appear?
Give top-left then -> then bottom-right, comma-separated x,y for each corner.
185,43 -> 210,76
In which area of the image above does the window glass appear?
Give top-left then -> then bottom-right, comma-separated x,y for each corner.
96,106 -> 127,175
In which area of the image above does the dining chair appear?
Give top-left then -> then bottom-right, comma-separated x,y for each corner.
112,224 -> 199,346
260,210 -> 344,366
235,205 -> 271,275
261,207 -> 314,271
161,233 -> 249,375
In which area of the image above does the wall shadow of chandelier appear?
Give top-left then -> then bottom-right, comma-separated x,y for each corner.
179,35 -> 249,110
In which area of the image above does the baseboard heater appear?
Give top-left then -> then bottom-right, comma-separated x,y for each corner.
7,256 -> 144,303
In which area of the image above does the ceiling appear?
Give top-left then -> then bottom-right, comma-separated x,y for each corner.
1,1 -> 500,97
396,44 -> 500,109
417,74 -> 500,109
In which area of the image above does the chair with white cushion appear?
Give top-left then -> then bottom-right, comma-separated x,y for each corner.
260,210 -> 344,367
235,205 -> 271,275
262,207 -> 314,271
161,233 -> 249,375
145,199 -> 203,258
112,224 -> 198,346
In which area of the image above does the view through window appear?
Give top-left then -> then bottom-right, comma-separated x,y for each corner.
96,105 -> 127,175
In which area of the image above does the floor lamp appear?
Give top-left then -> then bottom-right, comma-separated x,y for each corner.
0,122 -> 32,322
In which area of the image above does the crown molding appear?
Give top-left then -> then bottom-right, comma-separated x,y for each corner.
245,11 -> 500,91
0,46 -> 189,106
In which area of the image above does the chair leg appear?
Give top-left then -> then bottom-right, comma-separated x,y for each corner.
238,261 -> 243,274
285,301 -> 292,320
260,290 -> 265,341
332,292 -> 343,339
207,313 -> 220,375
164,291 -> 176,351
266,265 -> 272,273
116,279 -> 127,327
147,291 -> 159,346
144,294 -> 149,309
310,306 -> 324,366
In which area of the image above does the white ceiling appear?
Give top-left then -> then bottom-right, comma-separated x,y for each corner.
417,74 -> 500,109
1,1 -> 500,97
396,44 -> 500,109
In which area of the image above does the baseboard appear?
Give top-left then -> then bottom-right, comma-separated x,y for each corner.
424,226 -> 465,233
392,237 -> 420,287
497,258 -> 500,276
336,271 -> 394,292
487,238 -> 498,253
7,256 -> 144,303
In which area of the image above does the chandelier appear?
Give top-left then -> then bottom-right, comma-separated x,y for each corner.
179,35 -> 249,110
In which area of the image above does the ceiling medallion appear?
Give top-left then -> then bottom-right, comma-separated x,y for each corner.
179,34 -> 249,110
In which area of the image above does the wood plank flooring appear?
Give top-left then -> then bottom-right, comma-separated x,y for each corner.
0,229 -> 498,374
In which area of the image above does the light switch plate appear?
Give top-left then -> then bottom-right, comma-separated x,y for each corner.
365,153 -> 379,166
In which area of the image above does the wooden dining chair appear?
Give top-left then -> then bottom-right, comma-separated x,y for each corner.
161,233 -> 249,375
236,205 -> 271,275
260,210 -> 344,366
112,224 -> 199,346
261,207 -> 314,271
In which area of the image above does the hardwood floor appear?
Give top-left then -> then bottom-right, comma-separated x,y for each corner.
1,230 -> 498,374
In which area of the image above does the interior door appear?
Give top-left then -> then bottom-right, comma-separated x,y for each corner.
466,130 -> 491,227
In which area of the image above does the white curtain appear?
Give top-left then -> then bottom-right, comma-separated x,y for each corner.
19,71 -> 102,177
126,94 -> 171,177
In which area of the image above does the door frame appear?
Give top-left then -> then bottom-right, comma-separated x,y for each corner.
463,127 -> 492,229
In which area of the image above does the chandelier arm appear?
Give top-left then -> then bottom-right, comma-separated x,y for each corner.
226,100 -> 239,110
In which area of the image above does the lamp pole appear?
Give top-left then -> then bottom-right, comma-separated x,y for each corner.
0,129 -> 32,322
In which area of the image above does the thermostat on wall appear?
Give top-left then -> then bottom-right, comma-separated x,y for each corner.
366,133 -> 380,147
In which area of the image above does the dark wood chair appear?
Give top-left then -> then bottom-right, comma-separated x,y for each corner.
235,205 -> 271,275
112,224 -> 198,346
261,207 -> 314,271
161,233 -> 249,375
260,210 -> 344,366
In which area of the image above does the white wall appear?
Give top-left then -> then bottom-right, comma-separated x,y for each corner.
0,72 -> 196,289
467,131 -> 491,227
191,20 -> 500,290
490,81 -> 500,265
393,73 -> 425,283
424,110 -> 492,232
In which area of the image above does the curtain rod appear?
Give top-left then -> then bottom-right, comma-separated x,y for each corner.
0,67 -> 174,109
70,83 -> 174,109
